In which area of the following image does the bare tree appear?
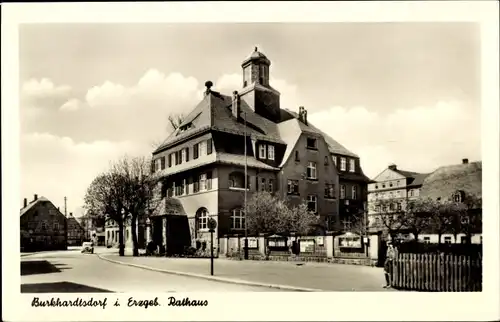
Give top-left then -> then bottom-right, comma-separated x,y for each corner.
168,114 -> 185,131
113,156 -> 162,257
403,198 -> 433,241
372,198 -> 406,241
84,171 -> 128,256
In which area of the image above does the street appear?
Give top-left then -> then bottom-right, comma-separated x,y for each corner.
20,248 -> 283,292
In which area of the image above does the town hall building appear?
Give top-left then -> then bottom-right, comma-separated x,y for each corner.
148,48 -> 370,255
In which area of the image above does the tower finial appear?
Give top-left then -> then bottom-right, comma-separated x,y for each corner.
204,80 -> 213,96
254,46 -> 258,52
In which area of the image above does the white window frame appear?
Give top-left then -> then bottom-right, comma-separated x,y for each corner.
198,209 -> 208,230
181,149 -> 186,163
444,236 -> 452,244
307,195 -> 318,213
199,173 -> 207,191
199,141 -> 207,156
349,159 -> 355,172
340,157 -> 347,171
287,179 -> 299,194
268,145 -> 275,160
423,237 -> 431,244
307,161 -> 317,179
352,186 -> 357,200
259,144 -> 267,159
231,209 -> 245,230
332,156 -> 337,166
340,185 -> 346,199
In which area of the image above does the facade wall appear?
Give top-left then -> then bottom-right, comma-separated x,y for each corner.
279,133 -> 340,231
20,201 -> 67,251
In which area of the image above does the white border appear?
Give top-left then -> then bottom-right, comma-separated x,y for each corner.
2,1 -> 499,321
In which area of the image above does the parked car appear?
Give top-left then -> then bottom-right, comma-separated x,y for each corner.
81,242 -> 94,254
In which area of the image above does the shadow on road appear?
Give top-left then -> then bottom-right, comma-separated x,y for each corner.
21,281 -> 113,293
21,260 -> 72,276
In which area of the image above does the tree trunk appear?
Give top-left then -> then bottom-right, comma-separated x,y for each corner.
131,214 -> 139,257
118,220 -> 125,256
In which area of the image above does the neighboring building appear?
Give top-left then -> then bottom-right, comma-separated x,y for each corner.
367,163 -> 428,232
418,158 -> 482,244
67,213 -> 85,246
105,217 -> 146,249
148,47 -> 367,254
20,194 -> 67,252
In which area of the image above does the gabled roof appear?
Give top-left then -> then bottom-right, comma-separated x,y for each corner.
67,216 -> 84,230
20,196 -> 50,217
281,109 -> 359,158
407,173 -> 430,187
420,161 -> 482,200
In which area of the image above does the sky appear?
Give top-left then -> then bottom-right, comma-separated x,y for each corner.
19,23 -> 481,217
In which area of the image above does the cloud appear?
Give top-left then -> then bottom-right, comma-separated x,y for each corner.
21,78 -> 73,110
308,100 -> 481,178
60,99 -> 82,112
20,132 -> 149,216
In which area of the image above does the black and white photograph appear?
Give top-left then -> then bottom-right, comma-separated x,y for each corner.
2,2 -> 499,322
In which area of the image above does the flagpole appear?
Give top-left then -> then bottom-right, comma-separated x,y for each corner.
244,112 -> 249,260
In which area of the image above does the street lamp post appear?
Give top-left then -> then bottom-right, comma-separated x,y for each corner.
208,218 -> 217,276
244,112 -> 249,260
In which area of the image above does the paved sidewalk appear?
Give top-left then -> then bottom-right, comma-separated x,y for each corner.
101,254 -> 395,291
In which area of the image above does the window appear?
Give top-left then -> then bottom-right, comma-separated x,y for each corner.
389,182 -> 393,187
41,222 -> 47,230
259,177 -> 267,192
161,157 -> 166,169
193,143 -> 199,159
193,178 -> 200,193
229,172 -> 246,189
175,151 -> 181,165
268,179 -> 274,192
340,185 -> 346,199
177,180 -> 185,196
200,141 -> 207,156
295,151 -> 300,161
306,161 -> 317,179
376,205 -> 381,213
307,195 -> 318,213
332,156 -> 337,166
340,157 -> 346,171
168,154 -> 173,167
185,147 -> 190,162
382,183 -> 386,188
207,139 -> 213,155
54,222 -> 59,230
287,179 -> 299,195
390,203 -> 395,211
423,237 -> 431,244
206,171 -> 212,190
349,159 -> 355,172
375,185 -> 378,189
243,66 -> 251,87
268,145 -> 275,160
231,209 -> 245,229
155,159 -> 161,172
197,209 -> 208,230
324,156 -> 329,166
306,138 -> 317,149
259,144 -> 267,159
325,184 -> 335,199
461,216 -> 469,225
397,203 -> 402,211
453,191 -> 464,203
444,236 -> 452,244
352,186 -> 357,200
409,190 -> 414,197
199,173 -> 207,191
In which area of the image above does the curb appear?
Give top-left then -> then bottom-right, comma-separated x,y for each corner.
98,254 -> 323,292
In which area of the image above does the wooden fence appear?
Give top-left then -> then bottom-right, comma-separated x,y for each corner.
391,253 -> 482,291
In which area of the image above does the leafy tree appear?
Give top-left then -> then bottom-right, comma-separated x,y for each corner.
371,198 -> 406,241
403,199 -> 432,241
246,191 -> 318,236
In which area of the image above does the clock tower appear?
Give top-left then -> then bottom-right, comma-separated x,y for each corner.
239,47 -> 281,123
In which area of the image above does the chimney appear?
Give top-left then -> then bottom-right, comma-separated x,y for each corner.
388,164 -> 397,170
70,212 -> 73,217
232,91 -> 241,119
204,80 -> 213,96
23,198 -> 27,208
34,194 -> 38,201
298,106 -> 308,125
462,158 -> 469,164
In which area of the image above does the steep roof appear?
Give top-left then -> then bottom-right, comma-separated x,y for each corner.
281,109 -> 359,158
20,196 -> 50,217
407,173 -> 430,187
154,91 -> 285,153
67,216 -> 84,230
420,161 -> 482,200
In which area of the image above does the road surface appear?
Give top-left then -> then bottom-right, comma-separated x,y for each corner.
20,248 -> 283,292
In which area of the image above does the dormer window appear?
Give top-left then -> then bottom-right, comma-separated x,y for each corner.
295,151 -> 300,162
178,123 -> 192,133
306,138 -> 317,150
268,145 -> 275,160
259,144 -> 267,159
349,159 -> 355,172
340,157 -> 346,171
